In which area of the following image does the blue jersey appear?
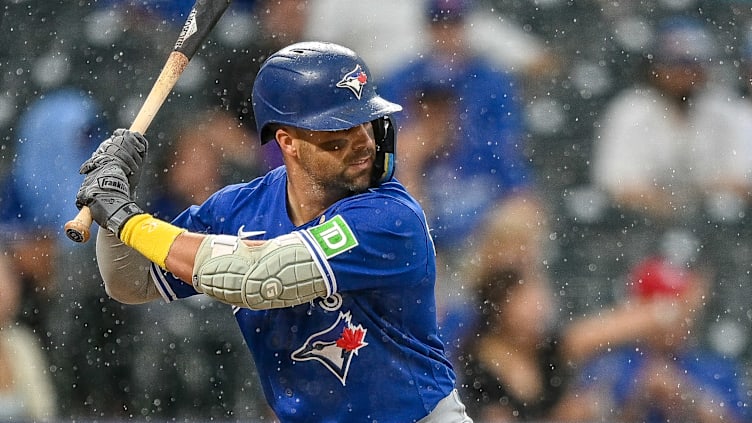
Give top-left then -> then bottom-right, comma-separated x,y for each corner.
150,167 -> 457,422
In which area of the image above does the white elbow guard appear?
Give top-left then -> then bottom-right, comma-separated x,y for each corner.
191,233 -> 330,309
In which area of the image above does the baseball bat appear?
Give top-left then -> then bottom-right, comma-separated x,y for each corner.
64,0 -> 232,243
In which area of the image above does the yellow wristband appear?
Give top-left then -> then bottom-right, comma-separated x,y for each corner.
119,214 -> 186,269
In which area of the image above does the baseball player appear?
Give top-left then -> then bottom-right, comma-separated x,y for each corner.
75,42 -> 472,422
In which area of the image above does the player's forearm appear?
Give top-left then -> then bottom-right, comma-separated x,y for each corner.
116,213 -> 197,283
164,232 -> 204,283
115,213 -> 249,286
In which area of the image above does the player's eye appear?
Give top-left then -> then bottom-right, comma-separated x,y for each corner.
319,139 -> 346,151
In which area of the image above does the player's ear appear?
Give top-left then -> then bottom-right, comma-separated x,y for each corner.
275,127 -> 298,156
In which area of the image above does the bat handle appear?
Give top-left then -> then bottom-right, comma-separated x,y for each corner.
63,52 -> 189,244
64,206 -> 93,243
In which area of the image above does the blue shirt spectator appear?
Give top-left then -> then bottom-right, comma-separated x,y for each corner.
379,0 -> 532,251
579,345 -> 749,423
1,89 -> 105,240
574,256 -> 750,423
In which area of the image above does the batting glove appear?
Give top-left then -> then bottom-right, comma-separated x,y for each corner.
79,129 -> 148,195
76,163 -> 144,236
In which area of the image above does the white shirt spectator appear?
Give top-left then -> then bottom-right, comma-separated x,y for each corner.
591,84 -> 752,216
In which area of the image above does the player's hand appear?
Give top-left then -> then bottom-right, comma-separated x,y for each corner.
76,163 -> 144,236
79,129 -> 148,194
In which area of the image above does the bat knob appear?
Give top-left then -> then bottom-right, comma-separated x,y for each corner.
64,207 -> 93,243
64,221 -> 90,243
65,226 -> 89,243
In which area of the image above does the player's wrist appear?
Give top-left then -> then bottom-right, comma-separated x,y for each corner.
106,201 -> 144,237
119,214 -> 186,269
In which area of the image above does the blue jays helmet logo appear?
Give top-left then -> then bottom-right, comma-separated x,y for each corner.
336,65 -> 368,99
291,311 -> 368,385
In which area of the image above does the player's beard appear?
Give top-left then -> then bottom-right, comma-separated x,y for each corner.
303,150 -> 374,198
334,159 -> 373,194
341,151 -> 375,192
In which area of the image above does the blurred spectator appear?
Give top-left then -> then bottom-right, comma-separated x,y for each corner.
210,0 -> 310,113
0,88 -> 104,244
0,248 -> 57,420
442,194 -> 548,363
378,0 -> 535,317
206,0 -> 311,168
573,256 -> 750,423
306,0 -> 556,81
0,88 -> 105,341
591,16 -> 752,223
149,110 -> 262,221
455,199 -> 701,422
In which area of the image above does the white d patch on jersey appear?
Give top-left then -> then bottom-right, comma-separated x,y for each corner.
305,215 -> 358,259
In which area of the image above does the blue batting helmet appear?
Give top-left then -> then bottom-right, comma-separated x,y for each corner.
252,41 -> 402,184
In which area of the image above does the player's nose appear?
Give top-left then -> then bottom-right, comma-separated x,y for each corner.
350,123 -> 375,151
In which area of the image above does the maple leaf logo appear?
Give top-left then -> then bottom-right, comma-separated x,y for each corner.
336,326 -> 367,352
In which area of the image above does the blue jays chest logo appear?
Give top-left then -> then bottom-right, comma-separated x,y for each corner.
291,311 -> 368,385
336,64 -> 368,99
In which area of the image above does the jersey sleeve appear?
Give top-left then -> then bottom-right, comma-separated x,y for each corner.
297,190 -> 434,293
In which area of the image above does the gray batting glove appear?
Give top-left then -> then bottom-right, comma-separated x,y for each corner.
79,129 -> 148,194
75,163 -> 144,236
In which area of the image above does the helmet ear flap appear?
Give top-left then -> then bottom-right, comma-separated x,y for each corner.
371,115 -> 396,186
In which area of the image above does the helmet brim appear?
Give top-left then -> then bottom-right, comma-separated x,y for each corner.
258,95 -> 402,143
298,95 -> 403,132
